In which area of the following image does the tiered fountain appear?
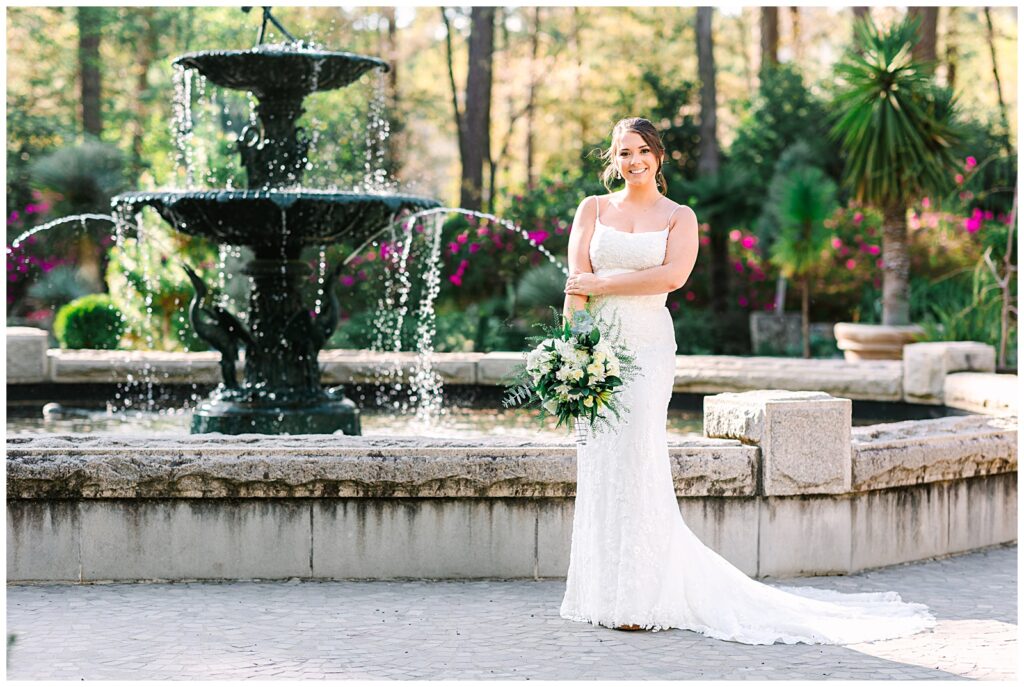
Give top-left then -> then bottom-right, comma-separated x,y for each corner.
114,9 -> 439,435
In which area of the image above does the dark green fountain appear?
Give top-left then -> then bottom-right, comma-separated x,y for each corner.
114,11 -> 439,435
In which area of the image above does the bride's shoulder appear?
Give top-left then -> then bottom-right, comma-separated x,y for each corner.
665,200 -> 697,227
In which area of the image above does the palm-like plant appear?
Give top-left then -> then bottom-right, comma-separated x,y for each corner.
829,14 -> 961,325
769,166 -> 838,357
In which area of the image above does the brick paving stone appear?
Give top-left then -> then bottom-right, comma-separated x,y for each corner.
6,544 -> 1016,680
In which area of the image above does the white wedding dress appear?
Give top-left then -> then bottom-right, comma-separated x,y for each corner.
559,205 -> 937,645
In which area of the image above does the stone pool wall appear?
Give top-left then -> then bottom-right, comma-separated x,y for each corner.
7,392 -> 1016,583
6,327 -> 1013,408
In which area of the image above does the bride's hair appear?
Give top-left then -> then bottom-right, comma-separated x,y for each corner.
599,117 -> 668,192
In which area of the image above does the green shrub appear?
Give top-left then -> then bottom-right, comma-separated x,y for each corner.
54,293 -> 125,349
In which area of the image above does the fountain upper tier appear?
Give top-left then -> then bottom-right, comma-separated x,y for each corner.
174,45 -> 389,98
114,190 -> 439,259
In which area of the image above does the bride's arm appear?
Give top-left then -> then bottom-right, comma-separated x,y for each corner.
565,205 -> 699,297
562,196 -> 598,319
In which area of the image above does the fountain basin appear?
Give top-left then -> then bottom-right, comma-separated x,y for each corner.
114,190 -> 440,255
6,413 -> 1016,581
175,48 -> 389,97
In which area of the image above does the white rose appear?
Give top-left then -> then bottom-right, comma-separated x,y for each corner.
555,365 -> 573,382
606,360 -> 620,377
568,368 -> 584,383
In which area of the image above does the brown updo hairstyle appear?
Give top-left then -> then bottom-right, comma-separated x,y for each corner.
599,117 -> 668,192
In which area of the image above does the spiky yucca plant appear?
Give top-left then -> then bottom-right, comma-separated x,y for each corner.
769,166 -> 838,357
830,14 -> 961,325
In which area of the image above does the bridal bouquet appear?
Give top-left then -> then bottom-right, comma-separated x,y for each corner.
502,306 -> 637,444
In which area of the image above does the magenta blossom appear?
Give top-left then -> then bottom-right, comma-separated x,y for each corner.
965,156 -> 977,170
740,235 -> 757,249
737,295 -> 749,307
469,243 -> 480,254
341,275 -> 355,287
526,230 -> 549,244
456,233 -> 469,245
845,258 -> 857,270
728,229 -> 742,242
955,173 -> 964,184
852,212 -> 864,225
832,237 -> 843,249
448,242 -> 459,255
449,274 -> 462,286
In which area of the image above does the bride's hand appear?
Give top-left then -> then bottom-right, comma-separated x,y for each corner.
564,271 -> 605,296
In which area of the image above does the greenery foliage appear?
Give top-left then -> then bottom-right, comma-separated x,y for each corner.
53,293 -> 125,349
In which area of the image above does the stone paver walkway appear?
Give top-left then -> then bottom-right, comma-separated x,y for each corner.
6,545 -> 1016,680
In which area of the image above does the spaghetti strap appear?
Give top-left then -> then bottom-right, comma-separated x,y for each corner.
665,204 -> 683,230
593,195 -> 601,223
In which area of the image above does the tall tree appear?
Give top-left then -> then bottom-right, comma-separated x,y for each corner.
127,7 -> 158,181
696,7 -> 719,176
983,7 -> 1012,145
759,7 -> 779,74
852,7 -> 870,52
462,7 -> 496,211
441,7 -> 495,210
696,7 -> 727,319
77,6 -> 103,137
789,7 -> 801,62
945,6 -> 959,90
908,6 -> 939,69
525,6 -> 542,191
380,6 -> 403,178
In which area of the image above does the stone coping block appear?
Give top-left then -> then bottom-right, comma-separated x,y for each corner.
6,434 -> 757,500
903,341 -> 996,405
49,349 -> 222,384
851,414 -> 1017,492
6,327 -> 50,384
944,372 -> 1019,416
319,350 -> 483,385
673,355 -> 902,400
476,352 -> 527,385
704,390 -> 852,496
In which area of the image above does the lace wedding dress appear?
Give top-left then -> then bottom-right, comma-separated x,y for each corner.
559,203 -> 937,645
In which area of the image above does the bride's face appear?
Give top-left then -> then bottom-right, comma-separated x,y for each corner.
615,131 -> 662,188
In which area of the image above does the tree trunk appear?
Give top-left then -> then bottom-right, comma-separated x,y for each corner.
697,7 -> 725,318
696,7 -> 719,176
381,6 -> 402,178
571,8 -> 588,146
130,7 -> 157,182
801,277 -> 811,358
525,7 -> 541,191
908,6 -> 938,68
945,7 -> 958,90
984,7 -> 1012,142
852,7 -> 869,53
461,7 -> 495,212
737,8 -> 754,94
77,6 -> 103,137
441,8 -> 464,184
789,7 -> 801,62
881,203 -> 911,326
759,7 -> 778,74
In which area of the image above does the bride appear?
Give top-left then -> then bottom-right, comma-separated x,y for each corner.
559,117 -> 937,644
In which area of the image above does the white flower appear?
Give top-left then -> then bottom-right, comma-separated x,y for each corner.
586,362 -> 605,380
554,384 -> 571,400
594,340 -> 613,357
542,398 -> 560,414
592,350 -> 606,364
583,396 -> 594,408
554,338 -> 575,360
555,365 -> 574,382
606,360 -> 621,377
526,347 -> 547,372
